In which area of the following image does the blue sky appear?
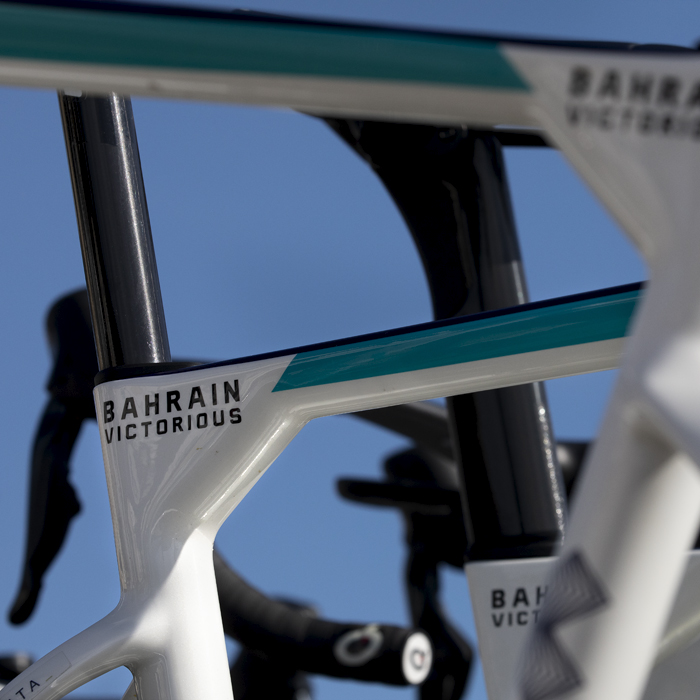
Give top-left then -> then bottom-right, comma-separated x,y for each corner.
0,1 -> 685,699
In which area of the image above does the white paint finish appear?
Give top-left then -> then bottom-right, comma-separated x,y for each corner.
289,337 -> 626,419
504,47 -> 700,262
468,552 -> 700,700
544,427 -> 700,700
498,46 -> 700,700
4,324 -> 625,700
0,58 -> 536,126
95,357 -> 301,700
0,652 -> 71,700
653,551 -> 700,666
643,551 -> 700,698
467,558 -> 554,700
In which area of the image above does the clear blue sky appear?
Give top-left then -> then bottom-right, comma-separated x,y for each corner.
1,1 -> 688,699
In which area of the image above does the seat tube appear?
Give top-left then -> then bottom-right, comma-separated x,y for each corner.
325,121 -> 567,560
58,92 -> 171,370
441,132 -> 567,561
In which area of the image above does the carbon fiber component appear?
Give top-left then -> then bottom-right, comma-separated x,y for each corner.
59,92 -> 171,371
327,120 -> 567,561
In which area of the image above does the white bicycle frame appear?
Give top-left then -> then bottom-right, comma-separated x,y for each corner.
0,6 -> 699,700
0,283 -> 633,700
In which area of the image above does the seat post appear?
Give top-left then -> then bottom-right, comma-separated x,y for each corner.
58,92 -> 171,371
326,120 -> 567,560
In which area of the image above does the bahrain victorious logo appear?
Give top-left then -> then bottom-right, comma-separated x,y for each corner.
565,65 -> 700,141
520,551 -> 608,700
102,380 -> 242,444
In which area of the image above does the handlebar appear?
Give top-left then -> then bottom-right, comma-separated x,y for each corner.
214,551 -> 432,686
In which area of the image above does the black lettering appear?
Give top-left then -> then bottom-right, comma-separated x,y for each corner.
145,394 -> 159,416
173,417 -> 183,432
532,609 -> 540,623
639,111 -> 655,133
599,106 -> 613,129
118,426 -> 121,441
517,611 -> 528,626
213,410 -> 224,426
536,586 -> 547,605
598,70 -> 620,98
566,105 -> 581,125
491,589 -> 505,609
513,588 -> 529,607
188,414 -> 192,430
492,614 -> 504,627
157,419 -> 167,435
141,421 -> 152,437
658,76 -> 680,105
29,681 -> 40,692
224,380 -> 240,403
212,384 -> 218,406
121,397 -> 138,420
197,413 -> 208,429
104,401 -> 115,423
687,82 -> 700,107
229,408 -> 241,424
661,114 -> 675,134
105,428 -> 114,444
569,66 -> 591,96
16,689 -> 25,699
126,424 -> 137,440
508,612 -> 513,626
629,74 -> 653,102
189,386 -> 205,409
167,391 -> 181,413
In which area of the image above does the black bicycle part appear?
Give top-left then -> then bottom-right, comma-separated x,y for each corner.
230,598 -> 314,700
326,120 -> 567,562
0,654 -> 33,683
59,92 -> 171,371
337,436 -> 592,698
491,130 -> 550,148
556,441 -> 589,498
353,402 -> 453,459
214,550 -> 431,686
231,646 -> 312,700
8,291 -> 97,624
352,403 -> 590,500
339,448 -> 471,700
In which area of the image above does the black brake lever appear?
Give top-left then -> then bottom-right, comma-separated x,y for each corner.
9,290 -> 97,624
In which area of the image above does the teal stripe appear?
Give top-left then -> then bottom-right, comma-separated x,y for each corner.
272,289 -> 639,392
0,2 -> 528,89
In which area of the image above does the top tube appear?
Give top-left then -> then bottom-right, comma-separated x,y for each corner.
0,0 -> 694,127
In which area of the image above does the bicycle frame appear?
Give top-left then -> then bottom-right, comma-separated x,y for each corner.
1,4 -> 700,700
1,283 -> 632,700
